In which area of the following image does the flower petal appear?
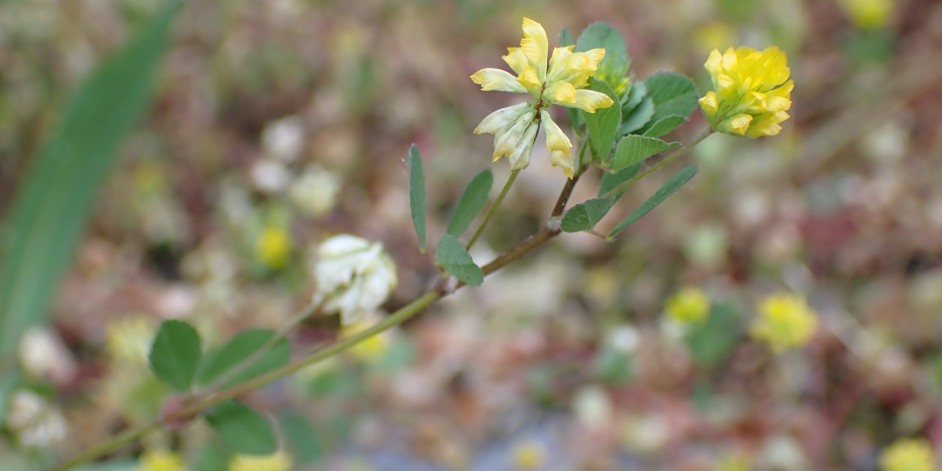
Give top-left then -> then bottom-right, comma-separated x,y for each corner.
503,47 -> 528,76
520,17 -> 548,81
557,89 -> 615,113
543,80 -> 577,105
474,102 -> 531,135
470,68 -> 527,93
541,111 -> 575,178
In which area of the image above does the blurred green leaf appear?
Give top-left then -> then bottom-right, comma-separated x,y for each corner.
592,347 -> 633,384
621,81 -> 647,114
558,27 -> 575,47
73,462 -> 137,471
197,329 -> 290,388
611,135 -> 680,172
642,115 -> 688,138
278,412 -> 324,465
608,165 -> 698,239
407,144 -> 426,252
193,446 -> 230,471
0,0 -> 182,355
598,164 -> 642,199
643,72 -> 699,123
205,400 -> 277,456
435,234 -> 483,286
686,303 -> 740,369
561,198 -> 615,233
584,80 -> 621,160
149,320 -> 201,391
446,169 -> 493,237
575,22 -> 630,91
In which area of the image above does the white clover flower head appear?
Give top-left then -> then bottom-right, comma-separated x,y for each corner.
289,165 -> 340,216
311,234 -> 397,324
6,390 -> 68,448
262,115 -> 305,162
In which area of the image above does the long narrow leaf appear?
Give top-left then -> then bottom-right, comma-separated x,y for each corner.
607,165 -> 698,239
407,144 -> 427,252
446,169 -> 493,237
0,0 -> 183,355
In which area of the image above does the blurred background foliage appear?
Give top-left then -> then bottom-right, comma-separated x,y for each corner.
1,0 -> 941,469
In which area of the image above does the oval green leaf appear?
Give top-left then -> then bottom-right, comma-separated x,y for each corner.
435,234 -> 483,286
642,115 -> 687,138
561,198 -> 615,233
611,135 -> 681,171
149,319 -> 201,391
643,72 -> 699,123
584,80 -> 621,161
205,400 -> 277,456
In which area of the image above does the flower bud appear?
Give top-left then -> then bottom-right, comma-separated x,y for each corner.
311,235 -> 397,324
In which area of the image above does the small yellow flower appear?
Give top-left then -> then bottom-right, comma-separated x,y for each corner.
880,438 -> 936,471
139,449 -> 185,471
255,224 -> 292,269
229,451 -> 292,471
107,317 -> 156,366
699,46 -> 793,137
665,287 -> 710,324
471,18 -> 615,178
511,440 -> 547,470
839,0 -> 893,30
340,314 -> 392,362
750,293 -> 818,352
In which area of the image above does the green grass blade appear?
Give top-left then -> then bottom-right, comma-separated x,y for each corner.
0,0 -> 183,355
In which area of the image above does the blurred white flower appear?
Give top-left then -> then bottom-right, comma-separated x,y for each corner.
17,328 -> 77,384
311,235 -> 397,324
572,384 -> 612,431
262,115 -> 305,162
289,166 -> 340,216
607,324 -> 640,354
6,390 -> 68,448
250,158 -> 292,193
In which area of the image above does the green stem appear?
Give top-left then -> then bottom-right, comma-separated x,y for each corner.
466,169 -> 520,250
49,423 -> 161,471
600,129 -> 713,200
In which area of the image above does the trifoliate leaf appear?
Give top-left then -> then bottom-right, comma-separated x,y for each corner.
435,234 -> 483,286
575,22 -> 631,92
619,97 -> 654,136
621,81 -> 647,114
607,165 -> 698,238
561,197 -> 616,233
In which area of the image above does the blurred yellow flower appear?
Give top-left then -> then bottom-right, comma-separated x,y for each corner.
511,440 -> 547,470
665,287 -> 710,324
340,314 -> 392,362
255,224 -> 292,269
839,0 -> 893,30
471,18 -> 615,178
107,316 -> 156,366
880,438 -> 936,471
694,22 -> 735,54
750,293 -> 818,352
699,46 -> 793,137
229,451 -> 292,471
139,449 -> 184,471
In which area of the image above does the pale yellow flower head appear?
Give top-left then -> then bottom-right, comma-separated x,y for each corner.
665,287 -> 710,324
839,0 -> 893,30
229,452 -> 292,471
699,46 -> 793,137
255,224 -> 292,269
139,449 -> 185,471
750,292 -> 817,352
471,18 -> 615,178
880,438 -> 936,471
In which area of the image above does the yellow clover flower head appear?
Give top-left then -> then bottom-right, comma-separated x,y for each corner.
750,292 -> 818,352
839,0 -> 893,30
229,451 -> 292,471
665,287 -> 710,324
255,224 -> 292,269
138,449 -> 185,471
880,438 -> 936,471
699,46 -> 793,138
471,18 -> 615,178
